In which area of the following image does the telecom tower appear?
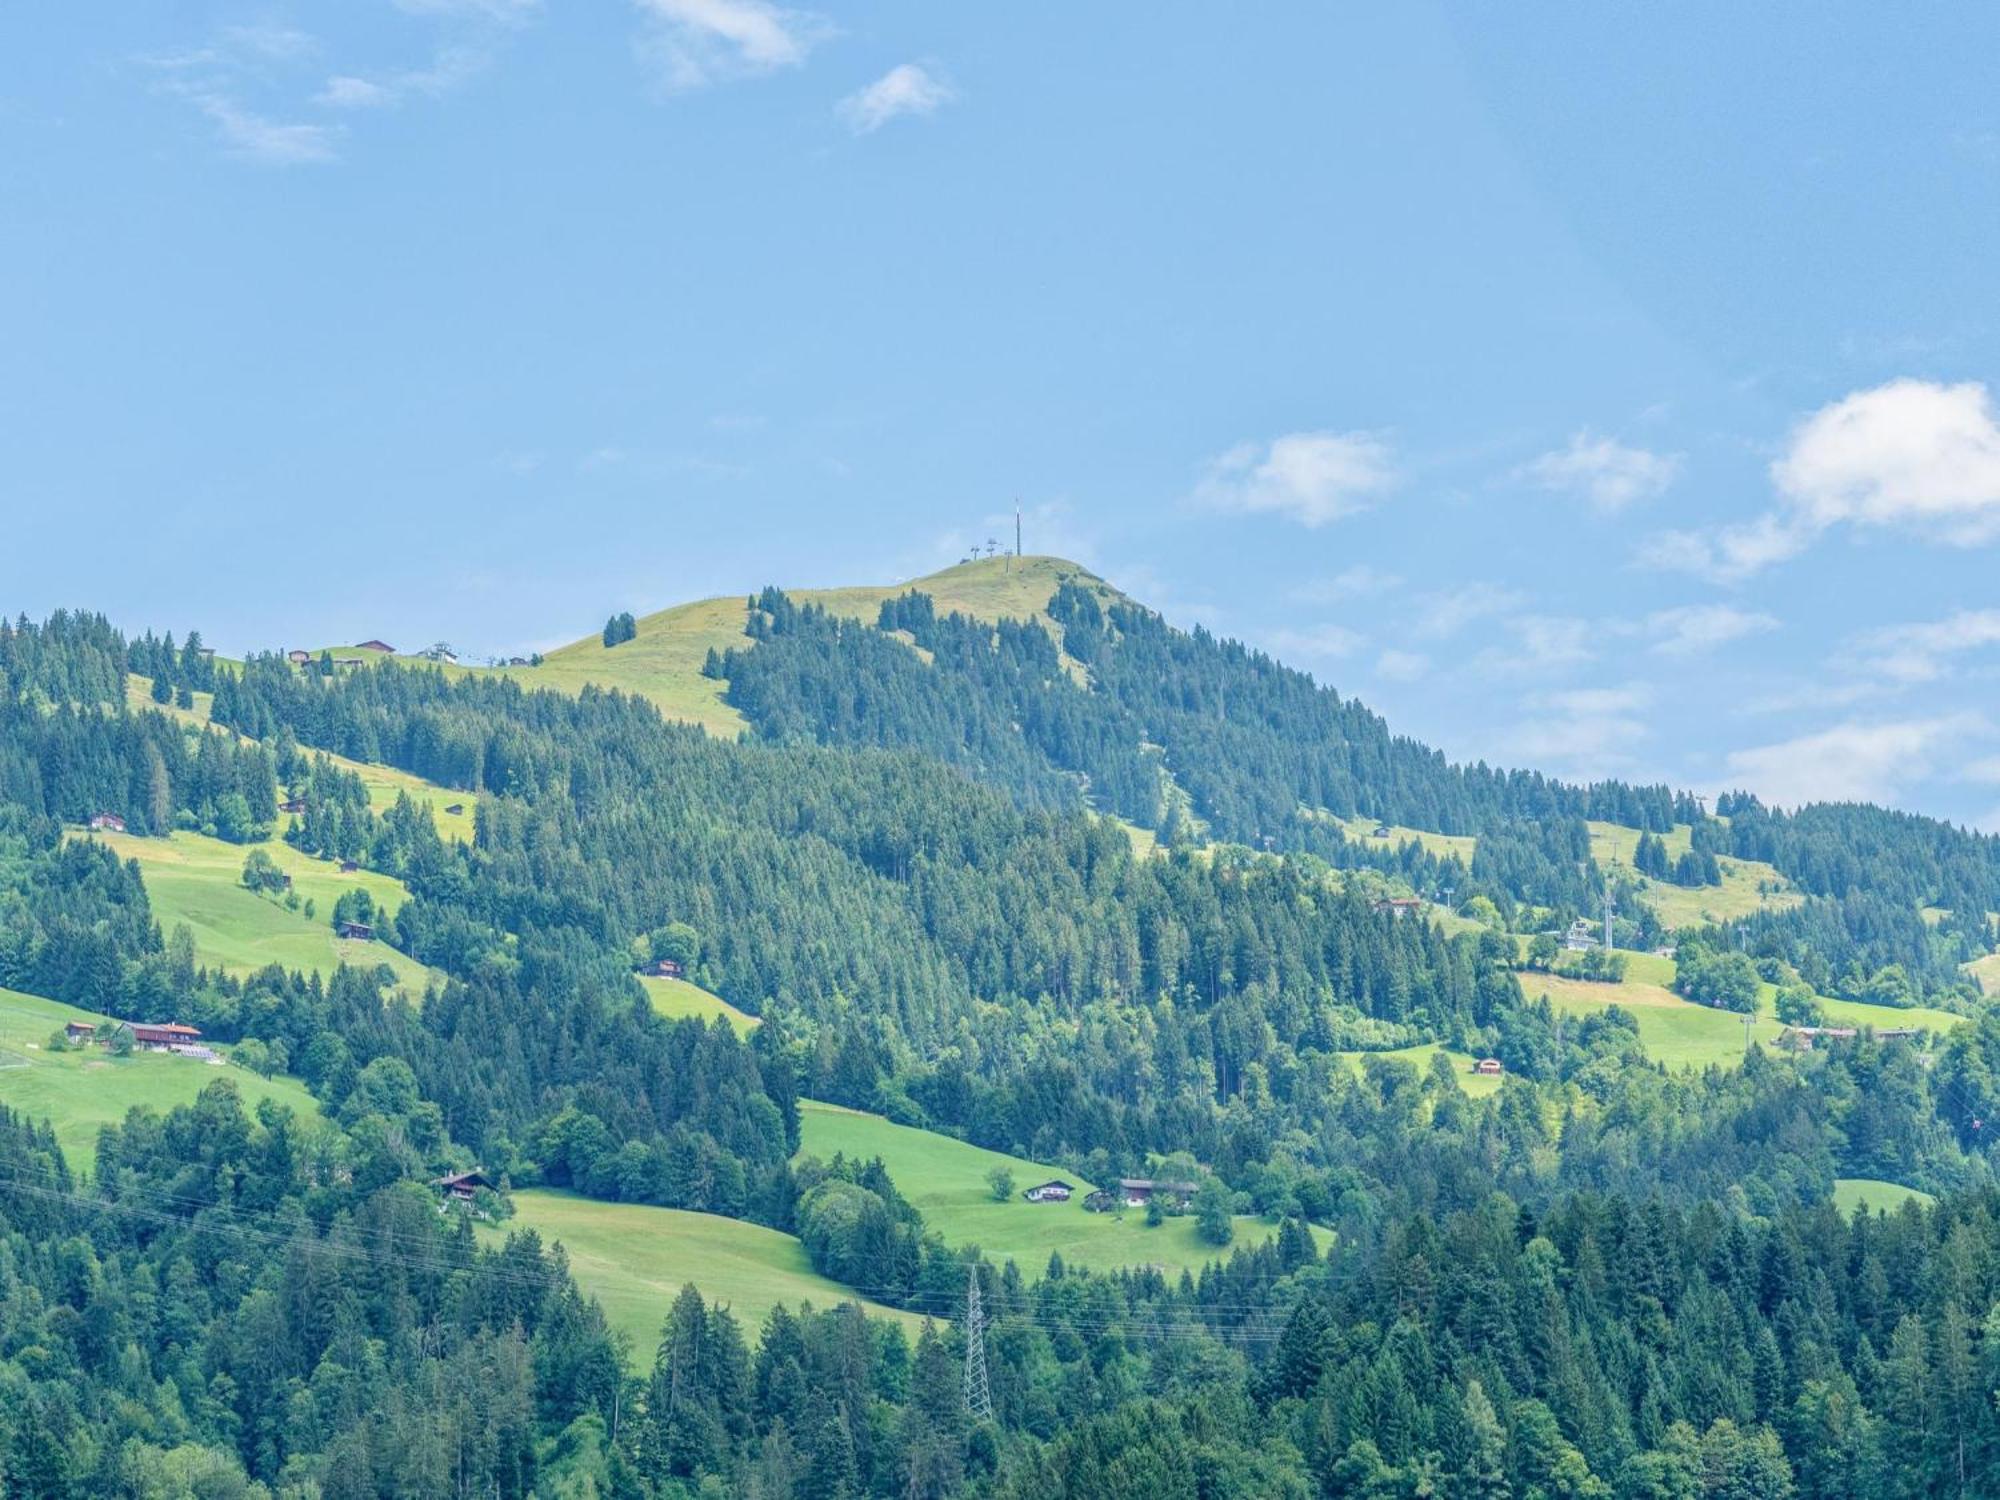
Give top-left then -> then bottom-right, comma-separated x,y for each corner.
963,1264 -> 993,1422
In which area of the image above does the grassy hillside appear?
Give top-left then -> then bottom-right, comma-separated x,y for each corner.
77,827 -> 439,991
1334,814 -> 1477,863
795,1100 -> 1318,1276
1832,1178 -> 1935,1217
637,973 -> 760,1033
1527,969 -> 1966,1070
0,987 -> 319,1170
484,1189 -> 927,1363
1334,1042 -> 1505,1097
457,556 -> 1118,739
1967,952 -> 2000,996
316,759 -> 477,844
129,672 -> 475,843
1587,820 -> 1800,929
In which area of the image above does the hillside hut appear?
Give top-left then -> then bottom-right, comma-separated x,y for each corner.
1022,1180 -> 1075,1203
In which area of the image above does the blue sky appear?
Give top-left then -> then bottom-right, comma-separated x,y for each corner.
7,2 -> 2000,826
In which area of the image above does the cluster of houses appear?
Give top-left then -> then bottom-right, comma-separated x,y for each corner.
284,640 -> 398,671
63,1019 -> 220,1064
1776,1025 -> 1922,1052
1370,896 -> 1426,919
1013,1177 -> 1205,1212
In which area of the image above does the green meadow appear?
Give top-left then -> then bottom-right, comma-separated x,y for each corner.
1586,820 -> 1801,929
484,1189 -> 928,1363
457,556 -> 1119,739
0,987 -> 319,1170
1528,968 -> 1966,1070
1967,952 -> 2000,996
1334,1042 -> 1505,1098
79,826 -> 440,992
1832,1178 -> 1935,1217
637,973 -> 761,1033
795,1100 -> 1320,1277
1334,814 -> 1478,864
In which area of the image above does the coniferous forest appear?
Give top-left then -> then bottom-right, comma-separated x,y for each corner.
6,596 -> 2000,1497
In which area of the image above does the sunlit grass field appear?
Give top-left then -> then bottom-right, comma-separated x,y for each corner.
1334,1042 -> 1505,1097
483,1189 -> 928,1363
453,556 -> 1116,738
1832,1178 -> 1935,1217
77,826 -> 440,991
0,986 -> 319,1170
637,973 -> 761,1033
795,1099 -> 1319,1277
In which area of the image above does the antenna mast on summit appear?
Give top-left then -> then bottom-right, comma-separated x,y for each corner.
1015,501 -> 1022,559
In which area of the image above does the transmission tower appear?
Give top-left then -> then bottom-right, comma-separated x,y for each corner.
1602,886 -> 1616,952
963,1264 -> 992,1423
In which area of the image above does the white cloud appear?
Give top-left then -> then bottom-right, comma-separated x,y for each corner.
317,46 -> 491,109
634,0 -> 830,89
217,23 -> 319,63
1965,755 -> 2000,784
1645,379 -> 2000,582
1374,649 -> 1430,683
1504,684 -> 1653,777
1719,714 -> 1985,808
1290,565 -> 1401,605
1774,378 -> 2000,544
1849,609 -> 2000,684
1414,582 -> 1521,641
1637,512 -> 1808,585
838,63 -> 954,133
319,75 -> 394,108
188,92 -> 339,163
1522,431 -> 1679,513
1194,430 -> 1394,527
1646,604 -> 1779,657
1266,624 -> 1365,663
1514,615 -> 1596,670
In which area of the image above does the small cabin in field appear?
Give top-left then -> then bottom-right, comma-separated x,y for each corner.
87,811 -> 127,834
279,798 -> 307,814
1373,824 -> 1394,838
1118,1178 -> 1196,1209
357,639 -> 396,654
287,649 -> 312,665
339,859 -> 360,873
336,920 -> 375,941
644,957 -> 685,979
434,1169 -> 493,1206
64,1022 -> 96,1044
444,803 -> 466,816
1473,1057 -> 1503,1077
1022,1180 -> 1074,1203
128,1022 -> 202,1051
